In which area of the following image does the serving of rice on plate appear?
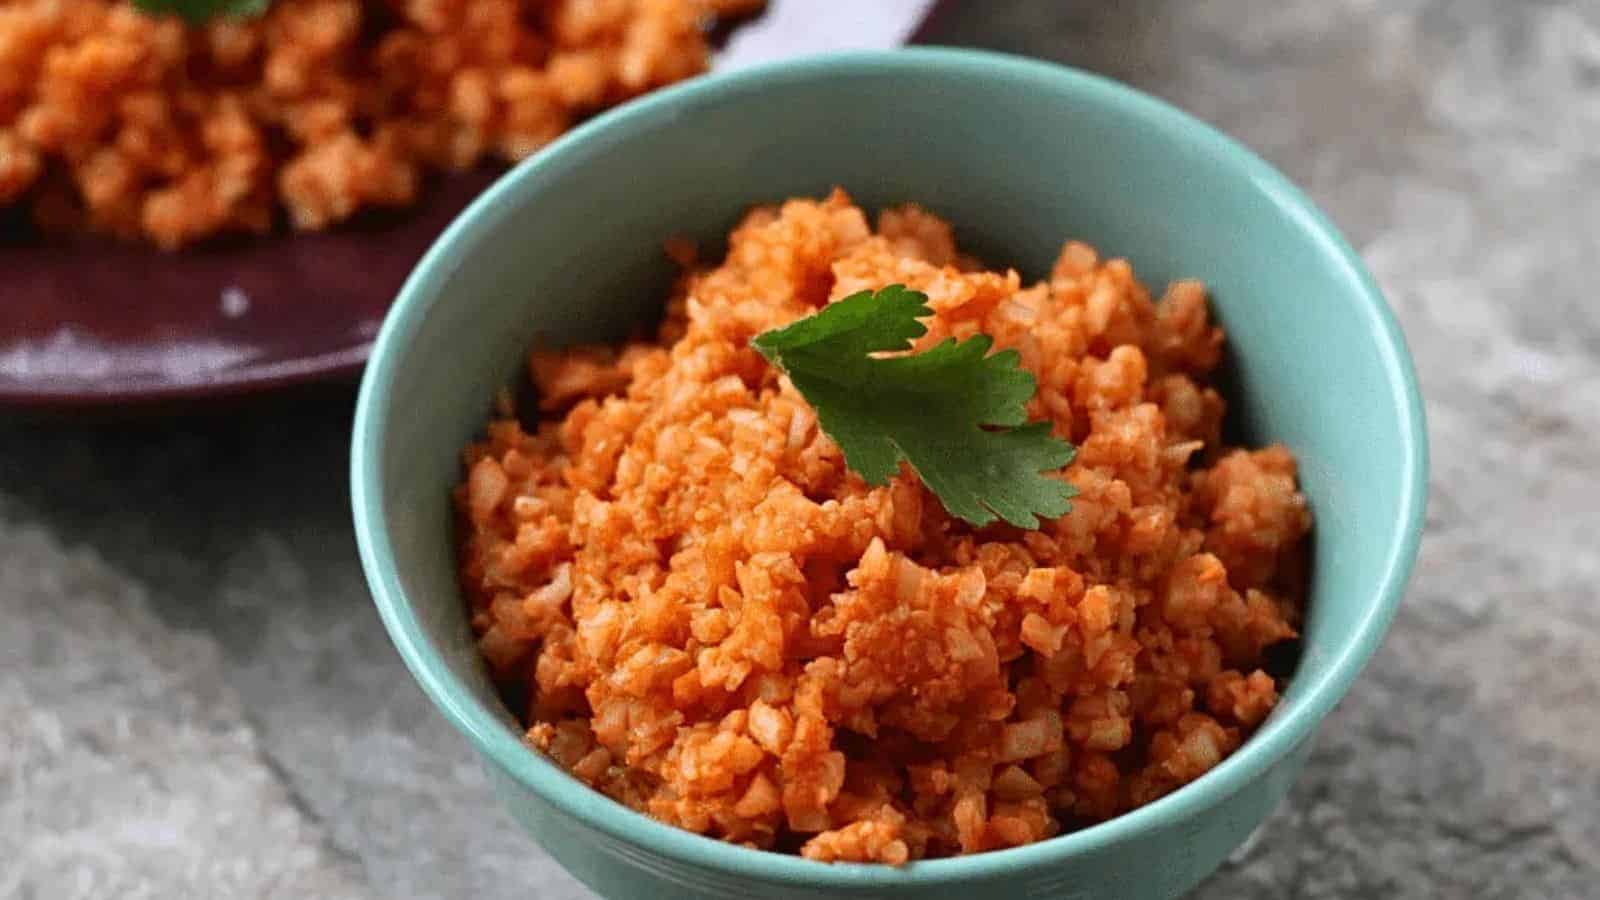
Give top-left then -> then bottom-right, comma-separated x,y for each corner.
455,189 -> 1312,864
0,0 -> 761,248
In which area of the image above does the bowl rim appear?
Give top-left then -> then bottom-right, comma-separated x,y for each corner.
351,46 -> 1428,888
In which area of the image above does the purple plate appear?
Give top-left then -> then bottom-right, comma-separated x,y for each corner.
0,0 -> 945,408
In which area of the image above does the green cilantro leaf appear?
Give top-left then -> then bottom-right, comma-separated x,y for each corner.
752,285 -> 1077,529
133,0 -> 269,23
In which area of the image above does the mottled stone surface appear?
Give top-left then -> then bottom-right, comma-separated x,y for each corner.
3,1 -> 1597,897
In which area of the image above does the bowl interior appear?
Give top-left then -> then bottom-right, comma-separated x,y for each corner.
353,48 -> 1425,887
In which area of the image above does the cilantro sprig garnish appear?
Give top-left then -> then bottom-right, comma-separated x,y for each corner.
133,0 -> 269,23
752,285 -> 1077,529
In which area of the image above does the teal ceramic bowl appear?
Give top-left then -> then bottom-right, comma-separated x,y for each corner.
352,48 -> 1426,900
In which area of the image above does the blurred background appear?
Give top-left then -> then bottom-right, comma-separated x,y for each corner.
4,1 -> 1597,898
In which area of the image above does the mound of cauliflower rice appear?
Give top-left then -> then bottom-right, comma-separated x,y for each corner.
0,0 -> 759,248
456,190 -> 1312,863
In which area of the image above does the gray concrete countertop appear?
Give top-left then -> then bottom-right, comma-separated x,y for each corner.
4,2 -> 1597,897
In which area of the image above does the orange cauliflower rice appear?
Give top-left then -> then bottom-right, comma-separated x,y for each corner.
457,191 -> 1312,863
0,0 -> 759,248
